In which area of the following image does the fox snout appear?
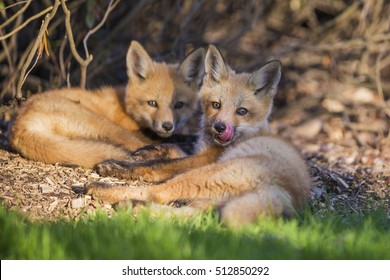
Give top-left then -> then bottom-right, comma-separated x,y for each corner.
153,120 -> 174,137
162,121 -> 174,132
213,121 -> 235,145
213,121 -> 226,133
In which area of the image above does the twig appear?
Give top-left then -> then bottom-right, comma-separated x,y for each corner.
59,34 -> 68,84
61,0 -> 93,88
0,13 -> 23,99
0,16 -> 29,100
0,34 -> 15,62
16,0 -> 60,100
316,2 -> 361,42
352,181 -> 365,200
19,51 -> 41,92
0,1 -> 31,12
82,0 -> 121,59
0,6 -> 53,41
0,28 -> 15,97
93,0 -> 151,56
0,0 -> 32,30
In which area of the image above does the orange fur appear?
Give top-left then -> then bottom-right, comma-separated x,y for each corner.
86,45 -> 312,226
9,41 -> 205,168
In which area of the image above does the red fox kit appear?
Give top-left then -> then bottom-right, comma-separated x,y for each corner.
85,45 -> 312,226
9,41 -> 205,168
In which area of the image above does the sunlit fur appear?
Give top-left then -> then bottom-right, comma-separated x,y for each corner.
9,41 -> 204,168
196,45 -> 280,151
86,45 -> 312,227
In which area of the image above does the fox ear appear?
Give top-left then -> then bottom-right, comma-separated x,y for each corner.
248,60 -> 281,97
177,47 -> 205,85
204,45 -> 228,83
126,41 -> 155,81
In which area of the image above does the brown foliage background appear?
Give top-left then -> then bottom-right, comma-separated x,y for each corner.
1,0 -> 389,106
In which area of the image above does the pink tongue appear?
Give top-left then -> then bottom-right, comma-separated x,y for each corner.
218,123 -> 234,142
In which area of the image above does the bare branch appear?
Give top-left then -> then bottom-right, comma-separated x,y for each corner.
0,34 -> 14,98
93,0 -> 151,55
59,34 -> 68,84
0,29 -> 15,95
16,0 -> 61,100
83,0 -> 121,59
0,6 -> 53,41
0,15 -> 26,100
0,0 -> 32,30
61,0 -> 93,88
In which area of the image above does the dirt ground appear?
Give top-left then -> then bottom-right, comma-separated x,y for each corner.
0,80 -> 389,222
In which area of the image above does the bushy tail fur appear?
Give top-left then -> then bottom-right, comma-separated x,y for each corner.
9,97 -> 147,168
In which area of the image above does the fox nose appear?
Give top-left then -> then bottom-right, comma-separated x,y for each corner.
214,122 -> 226,133
162,121 -> 173,132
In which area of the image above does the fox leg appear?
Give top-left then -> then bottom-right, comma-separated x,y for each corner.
84,181 -> 149,204
130,143 -> 187,161
144,158 -> 258,204
131,157 -> 298,225
95,158 -> 185,182
90,157 -> 260,205
95,146 -> 222,182
93,142 -> 187,175
87,157 -> 298,226
83,182 -> 204,218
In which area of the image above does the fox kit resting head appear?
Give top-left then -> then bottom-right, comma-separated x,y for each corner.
197,45 -> 281,151
125,41 -> 205,137
8,41 -> 204,168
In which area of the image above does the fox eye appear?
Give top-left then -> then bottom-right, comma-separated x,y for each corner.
147,100 -> 158,108
236,107 -> 248,116
174,101 -> 184,110
212,102 -> 221,110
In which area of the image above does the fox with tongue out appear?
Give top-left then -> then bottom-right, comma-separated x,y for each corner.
86,45 -> 312,226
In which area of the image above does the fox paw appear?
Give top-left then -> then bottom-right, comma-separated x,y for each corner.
131,145 -> 168,161
72,186 -> 86,194
71,182 -> 111,196
84,181 -> 130,204
95,160 -> 149,181
95,159 -> 164,183
95,160 -> 127,178
84,181 -> 112,192
131,144 -> 185,161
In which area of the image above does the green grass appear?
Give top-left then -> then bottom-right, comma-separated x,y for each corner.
0,205 -> 389,259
